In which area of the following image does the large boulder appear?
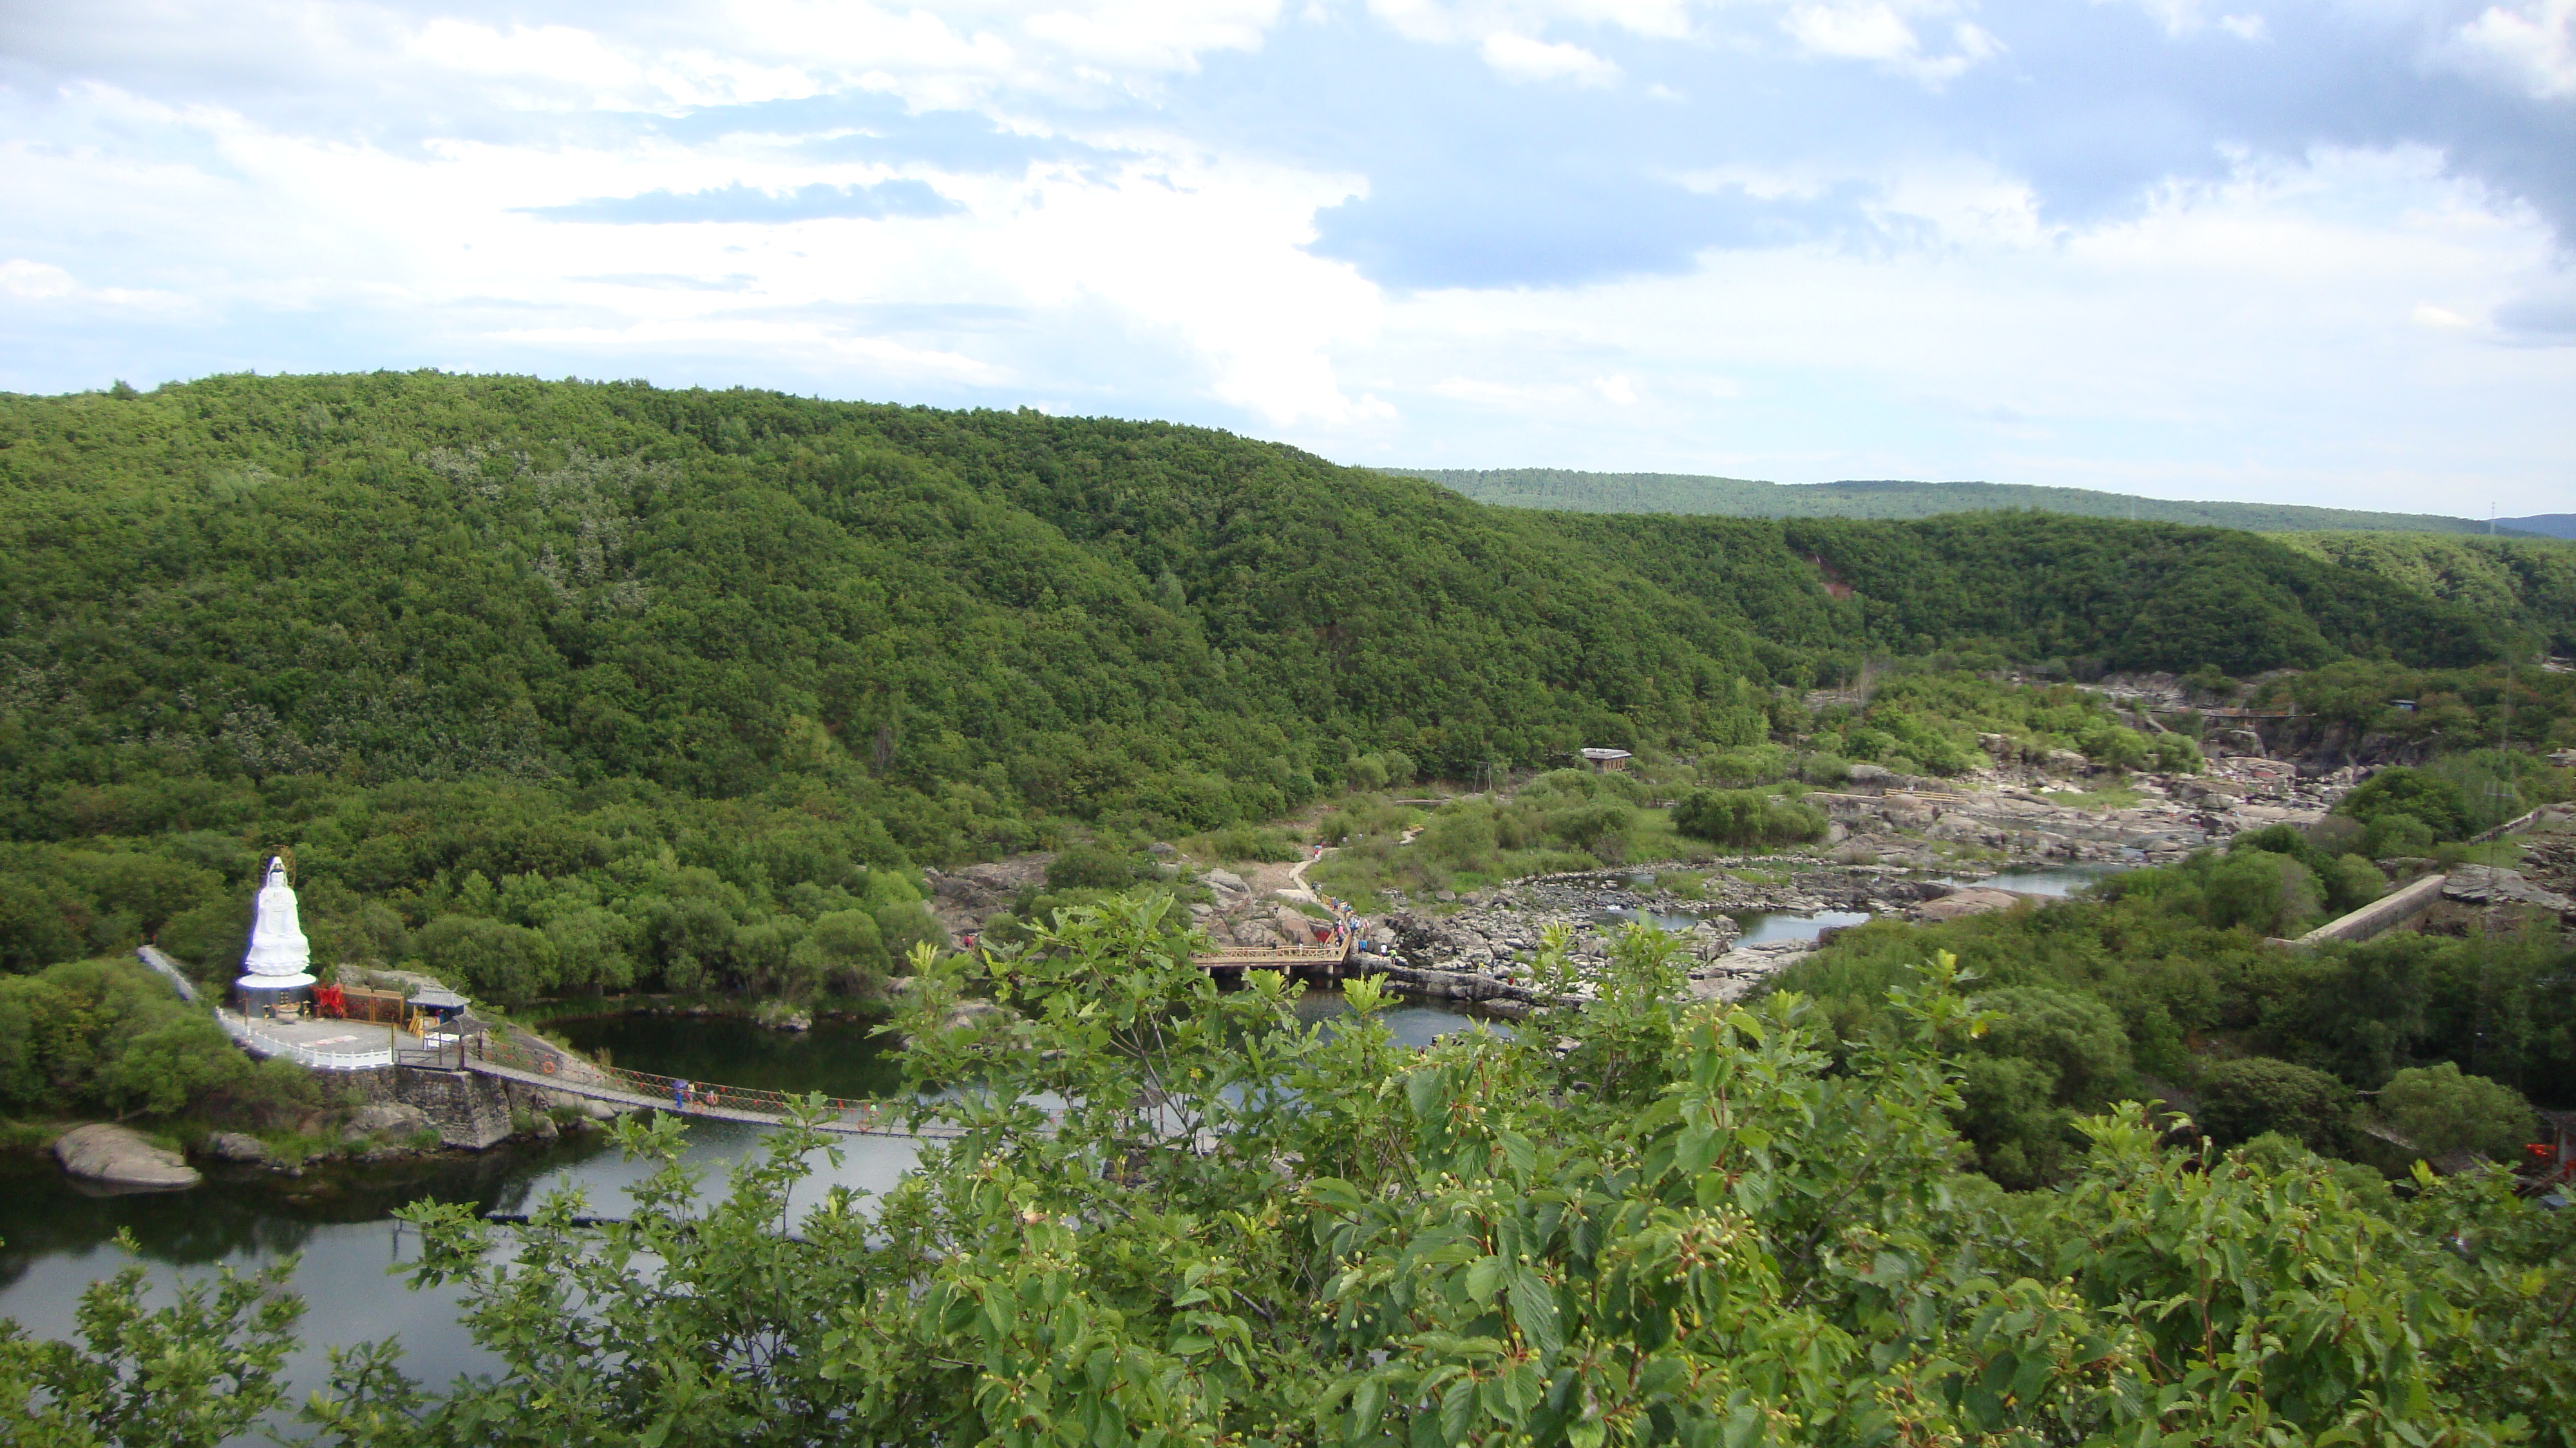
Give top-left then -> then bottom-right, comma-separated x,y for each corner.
1911,887 -> 2024,922
53,1123 -> 200,1190
347,1103 -> 434,1138
1202,868 -> 1250,896
199,1131 -> 276,1166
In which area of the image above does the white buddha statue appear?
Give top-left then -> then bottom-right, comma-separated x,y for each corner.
235,856 -> 316,999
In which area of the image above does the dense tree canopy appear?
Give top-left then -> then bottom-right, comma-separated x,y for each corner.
0,372 -> 2539,999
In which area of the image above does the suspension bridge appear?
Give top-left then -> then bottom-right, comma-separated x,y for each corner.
464,1034 -> 972,1139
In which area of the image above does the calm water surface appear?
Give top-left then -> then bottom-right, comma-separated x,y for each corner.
551,1012 -> 907,1100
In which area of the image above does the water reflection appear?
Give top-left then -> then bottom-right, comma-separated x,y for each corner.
1289,981 -> 1509,1047
550,1013 -> 905,1100
1944,863 -> 2126,897
0,1116 -> 925,1445
1727,910 -> 1874,945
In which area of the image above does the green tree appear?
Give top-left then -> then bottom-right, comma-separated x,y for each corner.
788,908 -> 888,995
411,915 -> 559,1009
2377,1062 -> 2537,1159
2336,766 -> 2475,842
2195,1056 -> 2354,1152
1671,787 -> 1827,848
2202,849 -> 2323,936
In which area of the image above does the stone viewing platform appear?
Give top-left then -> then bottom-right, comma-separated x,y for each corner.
213,1003 -> 409,1070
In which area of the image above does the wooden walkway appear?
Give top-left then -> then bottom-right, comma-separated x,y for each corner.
1197,942 -> 1351,971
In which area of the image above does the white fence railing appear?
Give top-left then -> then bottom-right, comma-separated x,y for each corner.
216,1011 -> 397,1071
134,945 -> 200,1004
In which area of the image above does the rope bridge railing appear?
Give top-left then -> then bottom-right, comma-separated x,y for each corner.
475,1033 -> 964,1138
1198,942 -> 1350,969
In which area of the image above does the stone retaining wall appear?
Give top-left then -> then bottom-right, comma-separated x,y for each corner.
391,1065 -> 514,1149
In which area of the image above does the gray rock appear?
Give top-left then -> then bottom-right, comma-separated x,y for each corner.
348,1103 -> 434,1138
1204,868 -> 1249,895
200,1131 -> 276,1165
53,1123 -> 200,1189
2443,868 -> 2576,917
1911,887 -> 2025,922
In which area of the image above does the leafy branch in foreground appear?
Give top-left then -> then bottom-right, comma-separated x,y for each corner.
15,900 -> 2568,1446
0,1231 -> 301,1448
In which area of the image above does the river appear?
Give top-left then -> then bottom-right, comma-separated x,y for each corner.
0,984 -> 1493,1431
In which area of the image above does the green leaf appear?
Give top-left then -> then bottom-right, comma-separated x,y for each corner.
1507,1266 -> 1563,1358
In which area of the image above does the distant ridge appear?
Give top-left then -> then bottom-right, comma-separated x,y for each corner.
1385,468 -> 2537,536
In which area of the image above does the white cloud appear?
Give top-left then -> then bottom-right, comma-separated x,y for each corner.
2,0 -> 2570,511
1019,0 -> 1283,71
1780,2 -> 2001,84
1367,0 -> 1694,44
1354,146 -> 2574,511
1481,32 -> 1622,84
2449,0 -> 2576,99
1,260 -> 79,299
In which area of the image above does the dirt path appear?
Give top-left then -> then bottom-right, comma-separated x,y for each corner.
1280,848 -> 1325,902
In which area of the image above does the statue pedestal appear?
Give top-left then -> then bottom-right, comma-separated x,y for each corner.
236,976 -> 316,1018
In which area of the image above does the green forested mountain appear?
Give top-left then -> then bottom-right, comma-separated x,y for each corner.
2276,531 -> 2576,654
0,372 -> 2511,997
1558,512 -> 2503,675
1395,466 -> 2532,536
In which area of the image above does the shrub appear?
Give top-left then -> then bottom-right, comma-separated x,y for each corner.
1672,790 -> 1828,849
2322,854 -> 2386,916
1189,826 -> 1302,863
2363,812 -> 2438,859
2334,767 -> 2473,843
2201,851 -> 2322,937
1697,746 -> 1789,786
2376,1062 -> 2537,1160
1044,844 -> 1148,891
2195,1056 -> 2353,1152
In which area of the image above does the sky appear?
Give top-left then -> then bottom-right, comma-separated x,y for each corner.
2,1 -> 2571,513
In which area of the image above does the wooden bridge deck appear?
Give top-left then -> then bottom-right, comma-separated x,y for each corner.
1197,943 -> 1351,971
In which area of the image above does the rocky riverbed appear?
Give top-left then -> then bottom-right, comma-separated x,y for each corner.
917,752 -> 2374,1008
1359,864 -> 1962,1005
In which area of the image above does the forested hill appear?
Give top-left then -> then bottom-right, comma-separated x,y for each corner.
1394,466 -> 2526,535
0,373 -> 2498,864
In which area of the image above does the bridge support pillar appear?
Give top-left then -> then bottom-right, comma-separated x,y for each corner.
396,1064 -> 513,1149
